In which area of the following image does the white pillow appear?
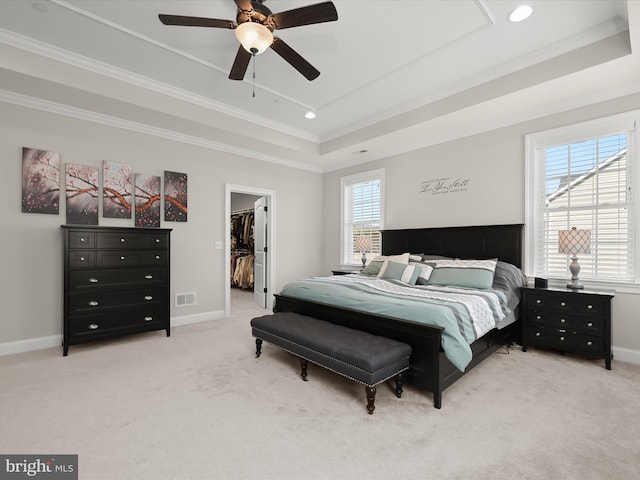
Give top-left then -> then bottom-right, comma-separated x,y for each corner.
371,252 -> 410,264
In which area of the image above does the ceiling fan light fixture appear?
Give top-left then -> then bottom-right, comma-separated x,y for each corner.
304,111 -> 316,119
235,22 -> 273,54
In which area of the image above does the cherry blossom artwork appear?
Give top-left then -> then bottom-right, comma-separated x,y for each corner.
103,161 -> 132,219
65,163 -> 99,225
21,147 -> 60,214
135,173 -> 161,228
164,170 -> 187,222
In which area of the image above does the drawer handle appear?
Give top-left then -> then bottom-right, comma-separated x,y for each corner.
144,295 -> 153,301
145,275 -> 153,279
120,238 -> 126,242
88,323 -> 99,330
560,336 -> 565,341
560,302 -> 566,307
560,318 -> 566,324
89,278 -> 99,283
536,299 -> 541,304
536,315 -> 541,320
80,256 -> 86,261
88,301 -> 99,306
155,238 -> 160,243
535,332 -> 541,337
587,322 -> 593,327
120,256 -> 125,260
144,316 -> 153,322
587,305 -> 593,310
587,341 -> 593,346
155,255 -> 161,260
80,237 -> 86,243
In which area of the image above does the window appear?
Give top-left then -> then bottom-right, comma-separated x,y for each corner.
525,111 -> 639,287
341,169 -> 384,265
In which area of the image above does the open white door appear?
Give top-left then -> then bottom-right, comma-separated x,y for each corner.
253,196 -> 268,308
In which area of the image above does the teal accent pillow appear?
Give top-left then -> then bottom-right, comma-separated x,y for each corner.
379,261 -> 407,280
362,260 -> 384,276
427,259 -> 497,289
380,261 -> 421,285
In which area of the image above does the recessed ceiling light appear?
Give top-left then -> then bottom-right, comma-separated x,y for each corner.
509,5 -> 533,22
304,111 -> 316,119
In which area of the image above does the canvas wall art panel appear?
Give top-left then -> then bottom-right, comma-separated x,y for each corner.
21,147 -> 60,214
65,163 -> 99,225
164,171 -> 187,222
102,161 -> 132,219
135,173 -> 161,228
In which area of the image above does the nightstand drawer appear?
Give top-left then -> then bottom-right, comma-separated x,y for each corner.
526,294 -> 606,316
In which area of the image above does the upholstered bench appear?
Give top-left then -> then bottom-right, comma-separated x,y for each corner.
250,312 -> 412,414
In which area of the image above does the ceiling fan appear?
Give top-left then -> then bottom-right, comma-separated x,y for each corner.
158,0 -> 338,81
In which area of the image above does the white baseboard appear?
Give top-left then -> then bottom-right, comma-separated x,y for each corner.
171,310 -> 226,327
0,310 -> 226,357
612,346 -> 640,365
0,335 -> 62,357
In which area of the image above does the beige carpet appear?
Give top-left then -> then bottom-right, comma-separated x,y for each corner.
1,290 -> 639,480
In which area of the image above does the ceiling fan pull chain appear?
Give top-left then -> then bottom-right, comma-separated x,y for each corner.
252,52 -> 256,98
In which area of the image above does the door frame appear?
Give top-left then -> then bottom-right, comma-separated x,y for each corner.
225,183 -> 276,316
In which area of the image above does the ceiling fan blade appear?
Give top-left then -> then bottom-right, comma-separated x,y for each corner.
229,45 -> 252,80
158,14 -> 236,29
234,0 -> 254,13
270,37 -> 320,81
268,1 -> 338,30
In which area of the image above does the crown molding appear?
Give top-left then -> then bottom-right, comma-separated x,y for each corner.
0,27 -> 319,144
0,89 -> 322,173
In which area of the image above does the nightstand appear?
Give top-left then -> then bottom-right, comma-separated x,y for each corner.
520,286 -> 614,369
331,265 -> 363,275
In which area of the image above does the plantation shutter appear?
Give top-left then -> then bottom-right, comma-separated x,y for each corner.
342,170 -> 384,264
536,131 -> 634,282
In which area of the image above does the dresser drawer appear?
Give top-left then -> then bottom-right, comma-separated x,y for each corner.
96,250 -> 167,267
69,306 -> 167,337
68,288 -> 165,316
68,250 -> 96,268
69,267 -> 166,291
97,232 -> 147,249
69,231 -> 95,249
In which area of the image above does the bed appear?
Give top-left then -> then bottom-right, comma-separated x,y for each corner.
273,224 -> 526,408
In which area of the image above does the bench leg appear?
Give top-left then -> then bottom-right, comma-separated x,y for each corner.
365,385 -> 376,414
300,358 -> 308,381
255,338 -> 262,358
394,373 -> 404,398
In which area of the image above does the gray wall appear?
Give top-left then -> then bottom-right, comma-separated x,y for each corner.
1,102 -> 323,348
323,92 -> 640,359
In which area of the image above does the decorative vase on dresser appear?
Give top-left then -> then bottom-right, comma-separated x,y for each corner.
520,286 -> 614,369
61,225 -> 171,356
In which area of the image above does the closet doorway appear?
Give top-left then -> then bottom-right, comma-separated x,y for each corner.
225,184 -> 275,316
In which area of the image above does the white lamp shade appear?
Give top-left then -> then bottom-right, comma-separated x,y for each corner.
235,22 -> 273,54
355,236 -> 372,252
558,228 -> 591,255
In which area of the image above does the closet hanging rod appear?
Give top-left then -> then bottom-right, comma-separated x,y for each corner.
231,208 -> 254,215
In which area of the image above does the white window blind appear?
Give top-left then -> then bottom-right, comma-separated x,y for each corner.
528,115 -> 636,284
341,169 -> 384,265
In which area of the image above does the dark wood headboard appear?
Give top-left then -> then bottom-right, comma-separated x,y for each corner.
381,224 -> 524,268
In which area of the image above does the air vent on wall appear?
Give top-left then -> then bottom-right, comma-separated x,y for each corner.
175,292 -> 196,307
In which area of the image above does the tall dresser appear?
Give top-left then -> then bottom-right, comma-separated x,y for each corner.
61,225 -> 172,356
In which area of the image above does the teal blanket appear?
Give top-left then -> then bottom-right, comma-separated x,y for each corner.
278,275 -> 511,371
